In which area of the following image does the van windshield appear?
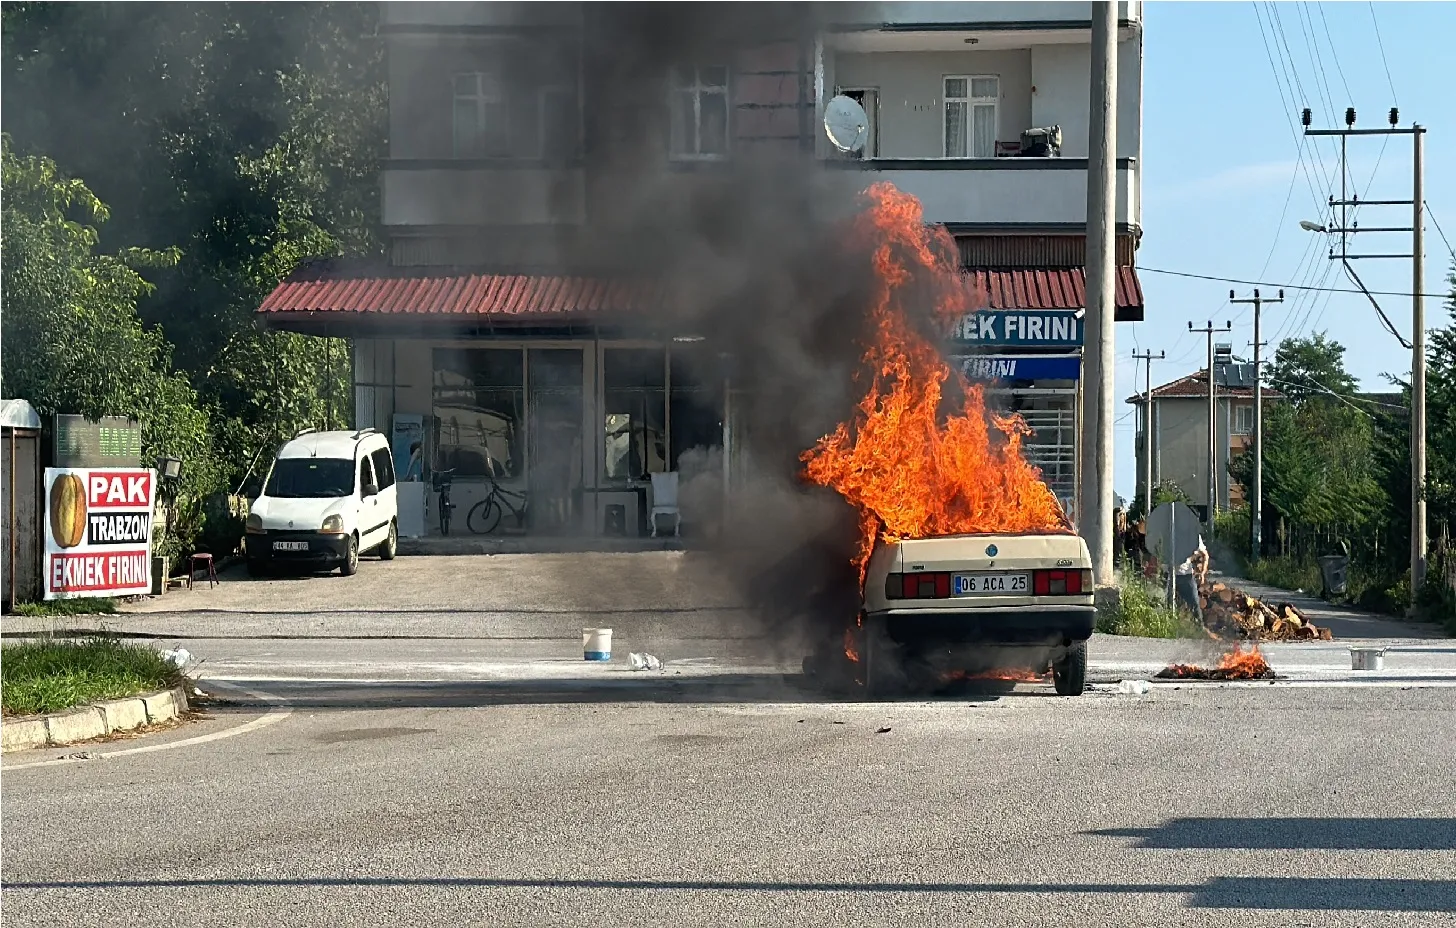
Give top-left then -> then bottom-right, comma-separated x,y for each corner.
264,458 -> 355,499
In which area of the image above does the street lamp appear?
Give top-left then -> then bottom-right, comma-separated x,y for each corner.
1299,219 -> 1328,233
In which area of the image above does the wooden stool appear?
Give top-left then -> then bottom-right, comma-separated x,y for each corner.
188,552 -> 218,590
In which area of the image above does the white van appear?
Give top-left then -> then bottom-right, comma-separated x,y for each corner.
245,428 -> 398,577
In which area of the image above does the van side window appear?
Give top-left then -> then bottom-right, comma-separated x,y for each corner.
370,447 -> 396,490
360,455 -> 375,492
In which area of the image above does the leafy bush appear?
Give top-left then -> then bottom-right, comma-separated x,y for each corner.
1097,566 -> 1202,638
1,638 -> 183,716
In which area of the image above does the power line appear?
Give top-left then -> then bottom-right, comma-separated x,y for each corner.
1135,265 -> 1450,299
1368,1 -> 1399,104
1251,2 -> 1335,214
1427,201 -> 1456,262
1315,2 -> 1354,103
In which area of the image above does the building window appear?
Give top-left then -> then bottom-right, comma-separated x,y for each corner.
1234,404 -> 1254,435
453,67 -> 579,160
453,71 -> 509,158
604,348 -> 666,481
943,75 -> 998,159
669,65 -> 730,159
432,348 -> 525,479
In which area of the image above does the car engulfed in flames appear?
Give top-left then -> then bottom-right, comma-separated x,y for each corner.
798,183 -> 1091,699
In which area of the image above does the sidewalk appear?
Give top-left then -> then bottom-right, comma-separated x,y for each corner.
1210,570 -> 1446,641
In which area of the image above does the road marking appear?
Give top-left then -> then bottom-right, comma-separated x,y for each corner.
3,681 -> 291,771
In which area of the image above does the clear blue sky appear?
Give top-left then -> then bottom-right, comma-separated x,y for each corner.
1115,1 -> 1456,498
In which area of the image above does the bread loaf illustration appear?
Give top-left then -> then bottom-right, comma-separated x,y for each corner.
49,473 -> 86,548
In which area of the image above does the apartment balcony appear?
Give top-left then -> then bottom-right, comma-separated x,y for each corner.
381,161 -> 586,229
821,157 -> 1137,228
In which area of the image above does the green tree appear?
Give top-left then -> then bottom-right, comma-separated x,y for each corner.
1,2 -> 384,478
1,138 -> 222,554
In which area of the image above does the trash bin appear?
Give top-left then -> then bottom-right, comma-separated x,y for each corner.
1318,555 -> 1349,598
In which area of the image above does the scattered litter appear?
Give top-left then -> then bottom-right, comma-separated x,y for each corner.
796,719 -> 805,723
160,648 -> 192,669
628,652 -> 663,671
61,751 -> 103,761
875,726 -> 892,734
1116,680 -> 1150,696
832,720 -> 846,725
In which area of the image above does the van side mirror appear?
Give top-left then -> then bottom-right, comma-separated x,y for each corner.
362,481 -> 379,498
242,477 -> 263,499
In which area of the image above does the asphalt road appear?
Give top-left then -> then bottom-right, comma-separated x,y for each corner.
4,554 -> 1455,926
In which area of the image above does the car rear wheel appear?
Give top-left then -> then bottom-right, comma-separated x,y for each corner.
341,534 -> 360,576
861,616 -> 906,701
1053,640 -> 1087,696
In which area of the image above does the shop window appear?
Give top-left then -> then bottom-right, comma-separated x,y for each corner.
433,348 -> 525,479
603,348 -> 666,481
669,346 -> 723,470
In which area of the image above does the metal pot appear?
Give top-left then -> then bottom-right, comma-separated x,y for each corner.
1350,648 -> 1387,671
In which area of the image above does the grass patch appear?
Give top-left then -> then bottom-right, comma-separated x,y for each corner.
1,638 -> 182,717
9,597 -> 118,618
1097,566 -> 1203,639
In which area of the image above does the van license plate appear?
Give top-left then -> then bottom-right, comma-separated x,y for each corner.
273,541 -> 309,552
955,573 -> 1029,595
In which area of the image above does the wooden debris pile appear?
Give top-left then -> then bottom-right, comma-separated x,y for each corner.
1198,581 -> 1334,641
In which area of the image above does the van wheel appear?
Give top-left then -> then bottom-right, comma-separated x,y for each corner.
341,534 -> 360,576
1053,640 -> 1088,696
379,521 -> 398,561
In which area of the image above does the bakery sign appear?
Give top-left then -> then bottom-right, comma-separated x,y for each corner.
44,468 -> 157,599
948,310 -> 1084,347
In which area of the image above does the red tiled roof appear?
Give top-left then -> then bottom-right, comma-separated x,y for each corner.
965,267 -> 1143,314
1125,369 -> 1284,403
256,264 -> 1143,319
257,264 -> 667,319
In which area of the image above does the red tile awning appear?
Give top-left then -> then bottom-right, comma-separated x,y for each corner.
256,263 -> 1144,327
964,267 -> 1144,321
257,264 -> 667,322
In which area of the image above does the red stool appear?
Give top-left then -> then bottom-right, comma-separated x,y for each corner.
188,553 -> 218,590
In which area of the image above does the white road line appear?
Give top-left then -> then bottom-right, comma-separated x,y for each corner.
3,681 -> 292,771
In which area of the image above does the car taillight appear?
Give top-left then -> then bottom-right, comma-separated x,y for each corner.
1033,568 -> 1091,595
885,571 -> 950,600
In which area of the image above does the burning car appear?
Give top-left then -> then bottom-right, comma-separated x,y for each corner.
859,531 -> 1094,698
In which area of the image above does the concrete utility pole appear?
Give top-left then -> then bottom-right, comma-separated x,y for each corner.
1081,0 -> 1118,585
1131,349 -> 1165,517
1301,108 -> 1427,590
1229,289 -> 1283,563
1189,320 -> 1232,528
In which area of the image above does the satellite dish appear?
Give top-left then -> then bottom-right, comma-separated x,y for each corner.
824,94 -> 868,153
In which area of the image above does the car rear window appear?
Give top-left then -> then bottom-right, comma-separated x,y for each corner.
264,458 -> 355,499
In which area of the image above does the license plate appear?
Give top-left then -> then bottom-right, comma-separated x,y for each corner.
954,572 -> 1029,595
273,541 -> 309,552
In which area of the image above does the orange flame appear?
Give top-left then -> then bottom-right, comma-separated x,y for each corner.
843,628 -> 860,663
941,668 -> 1048,684
1158,643 -> 1273,680
801,182 -> 1072,582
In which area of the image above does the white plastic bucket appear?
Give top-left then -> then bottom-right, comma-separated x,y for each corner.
583,628 -> 613,662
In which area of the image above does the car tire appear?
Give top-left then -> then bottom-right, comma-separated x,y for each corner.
379,521 -> 398,561
341,534 -> 360,576
246,558 -> 271,579
1053,640 -> 1088,696
860,615 -> 905,702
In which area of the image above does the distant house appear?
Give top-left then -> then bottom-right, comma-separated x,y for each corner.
1126,370 -> 1283,516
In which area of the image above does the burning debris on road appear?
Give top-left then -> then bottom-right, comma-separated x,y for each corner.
1156,643 -> 1275,681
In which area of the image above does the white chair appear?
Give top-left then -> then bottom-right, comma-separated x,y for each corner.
650,472 -> 681,537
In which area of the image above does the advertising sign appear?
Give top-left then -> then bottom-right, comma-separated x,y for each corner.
953,355 -> 1082,382
949,310 -> 1084,347
392,414 -> 424,482
43,467 -> 156,600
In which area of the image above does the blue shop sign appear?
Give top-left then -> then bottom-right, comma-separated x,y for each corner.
950,310 -> 1084,347
955,355 -> 1082,382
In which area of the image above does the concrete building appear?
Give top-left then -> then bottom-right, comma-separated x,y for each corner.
1127,370 -> 1282,519
257,2 -> 1147,540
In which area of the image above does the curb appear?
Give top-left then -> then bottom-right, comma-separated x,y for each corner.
1,685 -> 191,753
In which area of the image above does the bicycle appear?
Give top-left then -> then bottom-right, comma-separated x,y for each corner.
432,468 -> 457,536
466,473 -> 528,535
